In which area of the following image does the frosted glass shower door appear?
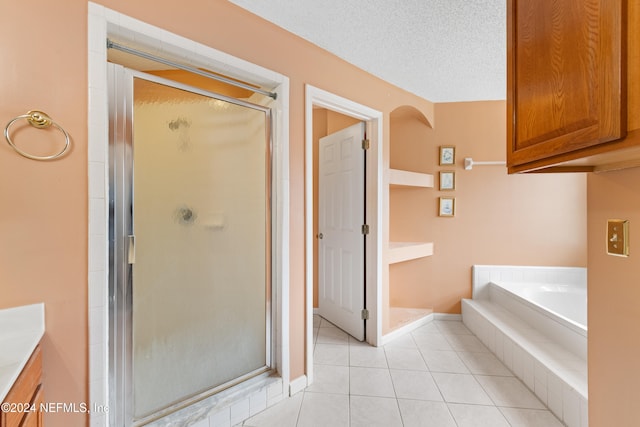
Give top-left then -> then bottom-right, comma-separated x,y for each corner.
130,76 -> 271,420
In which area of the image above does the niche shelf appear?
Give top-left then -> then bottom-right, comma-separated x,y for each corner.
384,104 -> 434,342
388,242 -> 433,264
389,169 -> 434,188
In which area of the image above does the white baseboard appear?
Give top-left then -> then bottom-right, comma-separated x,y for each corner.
434,313 -> 462,321
380,313 -> 434,346
289,375 -> 307,396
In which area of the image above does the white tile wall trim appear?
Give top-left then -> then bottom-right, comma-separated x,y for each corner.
471,265 -> 587,300
144,375 -> 283,427
434,313 -> 462,321
379,313 -> 434,347
87,3 -> 290,426
467,265 -> 588,427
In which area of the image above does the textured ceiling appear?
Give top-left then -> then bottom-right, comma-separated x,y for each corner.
228,0 -> 506,103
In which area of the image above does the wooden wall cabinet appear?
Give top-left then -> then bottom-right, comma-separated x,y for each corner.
0,346 -> 43,427
507,0 -> 639,173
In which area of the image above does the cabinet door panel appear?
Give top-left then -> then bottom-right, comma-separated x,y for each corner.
18,386 -> 42,427
507,0 -> 626,171
0,347 -> 42,427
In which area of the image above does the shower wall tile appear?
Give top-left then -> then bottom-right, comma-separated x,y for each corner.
88,162 -> 106,200
190,418 -> 209,427
88,6 -> 110,426
89,198 -> 106,236
103,7 -> 121,29
92,414 -> 106,427
89,376 -> 106,409
249,389 -> 268,416
159,35 -> 195,62
88,235 -> 106,273
88,271 -> 106,308
89,344 -> 105,382
209,407 -> 231,427
88,90 -> 107,165
89,57 -> 108,94
89,307 -> 105,346
88,9 -> 106,54
267,380 -> 284,406
230,398 -> 250,426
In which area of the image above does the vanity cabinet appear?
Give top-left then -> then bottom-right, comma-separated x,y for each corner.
0,346 -> 43,427
507,0 -> 639,173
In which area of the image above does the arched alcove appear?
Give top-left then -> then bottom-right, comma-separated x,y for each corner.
385,105 -> 435,336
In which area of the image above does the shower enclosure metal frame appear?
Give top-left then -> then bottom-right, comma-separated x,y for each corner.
108,63 -> 275,426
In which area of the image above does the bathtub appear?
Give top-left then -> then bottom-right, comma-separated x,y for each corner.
491,281 -> 587,328
462,265 -> 588,427
488,280 -> 587,359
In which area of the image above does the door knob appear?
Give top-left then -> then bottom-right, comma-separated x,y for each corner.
317,233 -> 323,239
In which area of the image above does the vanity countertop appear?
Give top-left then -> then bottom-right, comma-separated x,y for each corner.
0,303 -> 45,402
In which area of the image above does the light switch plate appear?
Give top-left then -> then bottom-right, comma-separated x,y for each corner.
607,219 -> 629,257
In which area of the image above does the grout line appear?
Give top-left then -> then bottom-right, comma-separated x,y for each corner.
306,316 -> 565,427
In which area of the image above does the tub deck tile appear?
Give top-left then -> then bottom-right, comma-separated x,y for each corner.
461,298 -> 588,427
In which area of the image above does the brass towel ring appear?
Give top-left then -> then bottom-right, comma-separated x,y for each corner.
4,110 -> 70,161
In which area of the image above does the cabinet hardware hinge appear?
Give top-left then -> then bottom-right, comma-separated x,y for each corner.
361,224 -> 370,235
361,309 -> 369,320
362,139 -> 370,150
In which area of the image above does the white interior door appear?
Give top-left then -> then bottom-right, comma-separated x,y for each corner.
318,122 -> 366,341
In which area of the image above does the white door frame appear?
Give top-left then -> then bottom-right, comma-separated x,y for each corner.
318,122 -> 366,341
88,4 -> 290,424
305,85 -> 383,385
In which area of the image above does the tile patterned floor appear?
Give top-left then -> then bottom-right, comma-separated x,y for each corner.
241,316 -> 564,427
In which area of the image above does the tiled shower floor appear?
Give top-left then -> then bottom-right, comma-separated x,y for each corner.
240,316 -> 564,427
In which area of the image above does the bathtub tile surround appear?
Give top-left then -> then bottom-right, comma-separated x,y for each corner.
463,265 -> 588,427
471,265 -> 587,300
240,316 -> 563,427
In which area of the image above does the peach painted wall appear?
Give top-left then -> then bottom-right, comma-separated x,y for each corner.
0,1 -> 434,424
0,3 -> 591,425
0,2 -> 88,426
388,107 -> 434,310
389,101 -> 588,313
587,168 -> 640,426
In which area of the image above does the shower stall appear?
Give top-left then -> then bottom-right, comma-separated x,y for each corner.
108,63 -> 274,426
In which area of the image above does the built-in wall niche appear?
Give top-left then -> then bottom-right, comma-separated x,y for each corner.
386,105 -> 435,336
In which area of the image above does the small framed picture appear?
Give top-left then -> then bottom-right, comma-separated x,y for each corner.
439,171 -> 455,191
439,146 -> 455,165
439,197 -> 455,217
